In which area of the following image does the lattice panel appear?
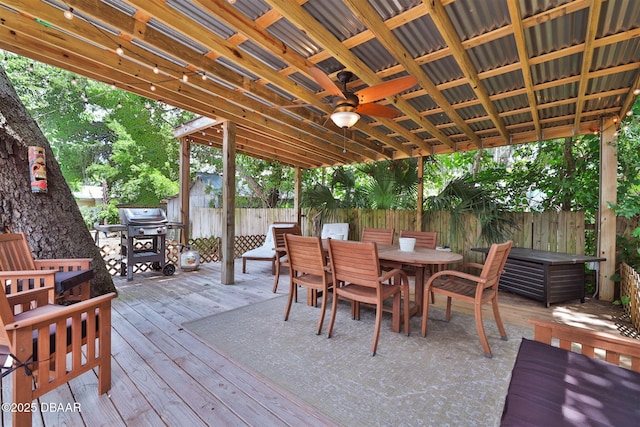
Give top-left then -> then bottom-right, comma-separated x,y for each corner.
621,262 -> 640,333
98,238 -> 225,275
98,243 -> 122,276
188,237 -> 221,263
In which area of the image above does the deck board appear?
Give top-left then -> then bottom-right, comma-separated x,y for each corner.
0,259 -> 623,426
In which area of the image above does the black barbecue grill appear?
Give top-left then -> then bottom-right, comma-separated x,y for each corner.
117,208 -> 177,280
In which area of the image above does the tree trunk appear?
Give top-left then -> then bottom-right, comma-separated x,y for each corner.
0,67 -> 115,296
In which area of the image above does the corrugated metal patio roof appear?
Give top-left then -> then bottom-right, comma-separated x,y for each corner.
0,0 -> 637,168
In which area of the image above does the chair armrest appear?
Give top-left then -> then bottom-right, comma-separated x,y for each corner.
0,270 -> 57,299
379,268 -> 408,284
6,286 -> 54,309
426,269 -> 488,287
454,263 -> 484,272
5,292 -> 117,330
0,270 -> 57,279
34,258 -> 92,271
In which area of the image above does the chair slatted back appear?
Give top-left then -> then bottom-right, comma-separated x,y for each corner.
0,233 -> 36,271
285,234 -> 326,277
328,239 -> 381,288
480,240 -> 513,288
399,230 -> 437,249
361,227 -> 394,245
272,224 -> 301,253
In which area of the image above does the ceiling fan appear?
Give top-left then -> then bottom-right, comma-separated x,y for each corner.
290,68 -> 418,128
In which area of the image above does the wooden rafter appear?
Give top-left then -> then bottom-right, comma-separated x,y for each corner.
423,0 -> 510,147
573,0 -> 603,133
507,0 -> 542,142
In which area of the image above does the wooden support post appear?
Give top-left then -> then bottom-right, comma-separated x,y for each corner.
222,121 -> 236,285
417,156 -> 424,231
598,117 -> 617,301
179,137 -> 190,245
294,167 -> 302,228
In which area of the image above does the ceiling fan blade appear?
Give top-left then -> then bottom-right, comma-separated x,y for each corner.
355,103 -> 401,118
355,75 -> 418,104
308,67 -> 346,99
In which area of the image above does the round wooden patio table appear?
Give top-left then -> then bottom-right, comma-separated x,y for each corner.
376,244 -> 463,313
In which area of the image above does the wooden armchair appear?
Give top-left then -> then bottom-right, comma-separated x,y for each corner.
0,233 -> 93,303
421,240 -> 512,358
283,234 -> 333,335
327,239 -> 410,356
272,223 -> 302,293
0,279 -> 115,426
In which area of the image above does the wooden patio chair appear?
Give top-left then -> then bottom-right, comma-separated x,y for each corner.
421,240 -> 513,358
283,234 -> 333,334
0,277 -> 115,426
327,239 -> 410,356
272,223 -> 301,293
361,227 -> 395,245
241,222 -> 297,274
0,233 -> 93,303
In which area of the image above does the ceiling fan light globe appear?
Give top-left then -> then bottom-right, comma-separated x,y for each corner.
331,111 -> 360,128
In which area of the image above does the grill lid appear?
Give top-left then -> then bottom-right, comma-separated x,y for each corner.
119,208 -> 168,225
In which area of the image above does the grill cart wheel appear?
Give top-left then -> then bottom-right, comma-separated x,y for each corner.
152,262 -> 162,271
163,263 -> 176,276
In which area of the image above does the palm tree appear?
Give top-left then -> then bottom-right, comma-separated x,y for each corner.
424,176 -> 517,245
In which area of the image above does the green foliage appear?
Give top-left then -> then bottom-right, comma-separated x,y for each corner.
613,295 -> 631,306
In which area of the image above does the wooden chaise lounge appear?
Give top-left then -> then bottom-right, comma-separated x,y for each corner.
241,223 -> 297,274
501,318 -> 640,426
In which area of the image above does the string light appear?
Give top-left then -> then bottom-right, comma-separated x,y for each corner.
182,72 -> 188,82
201,72 -> 207,81
116,45 -> 124,56
626,110 -> 633,117
153,65 -> 159,74
634,88 -> 640,96
28,63 -> 34,71
63,8 -> 74,20
117,101 -> 122,108
150,83 -> 156,91
110,83 -> 116,89
71,77 -> 77,85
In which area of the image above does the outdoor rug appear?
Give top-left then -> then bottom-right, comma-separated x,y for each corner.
183,292 -> 533,427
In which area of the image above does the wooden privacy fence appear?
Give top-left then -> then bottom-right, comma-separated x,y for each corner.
99,209 -> 590,275
191,208 -> 587,261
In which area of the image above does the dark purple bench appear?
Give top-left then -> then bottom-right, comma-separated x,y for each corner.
501,319 -> 640,426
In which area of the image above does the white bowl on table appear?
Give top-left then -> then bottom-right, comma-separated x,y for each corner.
398,237 -> 416,252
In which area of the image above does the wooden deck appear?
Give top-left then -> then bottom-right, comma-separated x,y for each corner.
1,259 -> 627,426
